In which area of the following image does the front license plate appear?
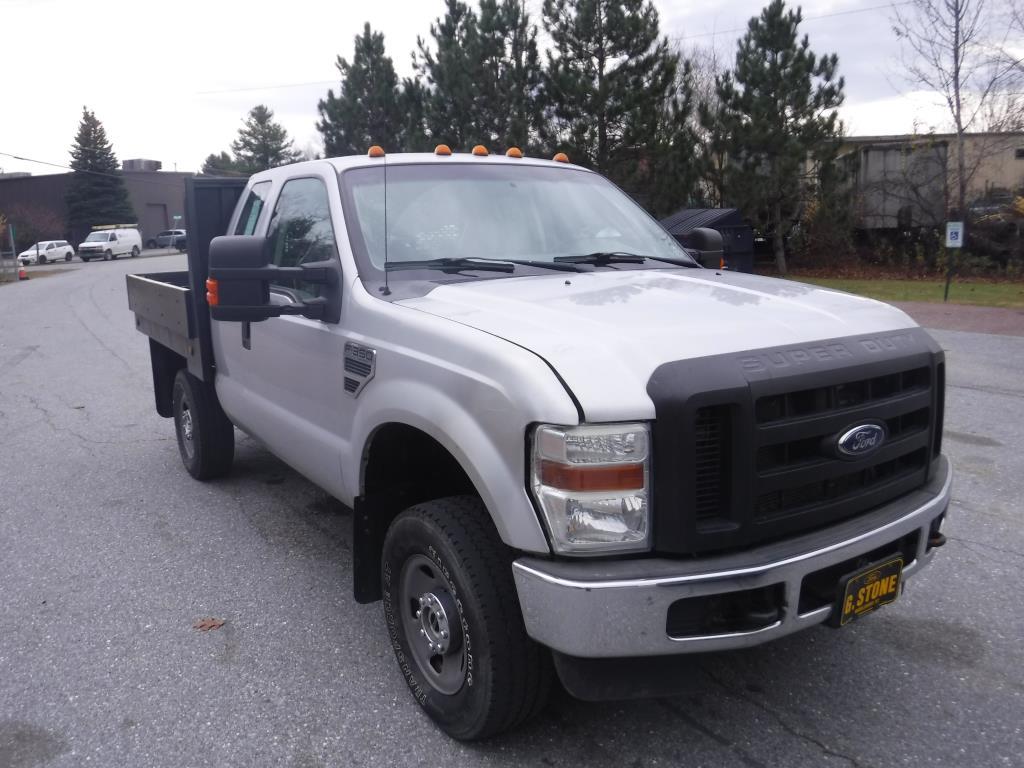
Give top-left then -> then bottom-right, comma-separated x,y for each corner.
836,557 -> 903,626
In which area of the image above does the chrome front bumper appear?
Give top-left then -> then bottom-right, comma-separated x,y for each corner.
513,457 -> 951,658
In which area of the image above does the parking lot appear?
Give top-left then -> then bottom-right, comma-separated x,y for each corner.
1,253 -> 1022,767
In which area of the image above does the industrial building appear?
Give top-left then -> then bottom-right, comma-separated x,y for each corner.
0,160 -> 192,246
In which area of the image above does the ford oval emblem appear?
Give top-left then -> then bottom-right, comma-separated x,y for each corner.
836,423 -> 887,458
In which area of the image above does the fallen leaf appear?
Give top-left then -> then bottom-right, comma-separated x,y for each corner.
193,618 -> 225,631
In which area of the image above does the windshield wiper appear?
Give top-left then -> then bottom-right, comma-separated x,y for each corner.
500,258 -> 583,272
554,251 -> 646,265
385,257 -> 515,273
554,251 -> 699,268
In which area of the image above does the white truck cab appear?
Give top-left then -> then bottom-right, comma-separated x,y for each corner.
127,150 -> 951,740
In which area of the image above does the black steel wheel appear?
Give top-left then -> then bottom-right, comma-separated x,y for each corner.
131,246 -> 139,258
382,496 -> 551,740
64,253 -> 72,261
37,254 -> 47,264
171,370 -> 234,480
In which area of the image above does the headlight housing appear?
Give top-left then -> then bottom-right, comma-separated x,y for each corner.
529,422 -> 651,555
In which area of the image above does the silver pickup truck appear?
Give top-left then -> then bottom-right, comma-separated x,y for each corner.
127,149 -> 950,740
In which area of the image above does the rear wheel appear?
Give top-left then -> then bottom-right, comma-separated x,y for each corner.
146,239 -> 157,249
131,246 -> 139,258
64,252 -> 72,262
171,370 -> 234,480
382,496 -> 551,740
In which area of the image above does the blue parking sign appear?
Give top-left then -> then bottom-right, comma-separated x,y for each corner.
945,221 -> 964,248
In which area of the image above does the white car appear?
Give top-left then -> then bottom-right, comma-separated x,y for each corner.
18,240 -> 74,265
77,228 -> 143,262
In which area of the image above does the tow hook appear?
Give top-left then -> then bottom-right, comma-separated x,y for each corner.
928,532 -> 947,549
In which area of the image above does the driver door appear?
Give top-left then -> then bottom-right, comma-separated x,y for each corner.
212,174 -> 352,498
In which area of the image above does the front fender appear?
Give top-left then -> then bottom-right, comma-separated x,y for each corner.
350,377 -> 552,553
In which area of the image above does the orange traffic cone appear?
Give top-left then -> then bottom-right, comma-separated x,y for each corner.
18,265 -> 28,280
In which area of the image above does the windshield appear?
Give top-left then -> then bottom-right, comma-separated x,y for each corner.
85,232 -> 107,242
339,164 -> 694,280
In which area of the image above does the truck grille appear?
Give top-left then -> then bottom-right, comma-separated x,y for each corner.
647,330 -> 945,554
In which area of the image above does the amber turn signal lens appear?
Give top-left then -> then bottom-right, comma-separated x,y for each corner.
434,144 -> 452,156
552,152 -> 569,163
505,147 -> 523,158
205,278 -> 219,307
471,144 -> 489,156
539,460 -> 644,492
367,145 -> 385,158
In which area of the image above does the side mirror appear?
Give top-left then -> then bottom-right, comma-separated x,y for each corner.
207,235 -> 339,323
683,227 -> 724,269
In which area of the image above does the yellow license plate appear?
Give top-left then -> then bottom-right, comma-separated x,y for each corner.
837,557 -> 903,626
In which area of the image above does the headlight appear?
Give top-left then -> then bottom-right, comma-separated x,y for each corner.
529,422 -> 650,554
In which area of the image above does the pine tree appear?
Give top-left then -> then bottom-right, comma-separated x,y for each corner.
714,0 -> 844,275
416,0 -> 484,150
230,105 -> 301,173
541,0 -> 681,192
200,151 -> 244,175
317,24 -> 407,156
65,107 -> 135,236
475,0 -> 544,150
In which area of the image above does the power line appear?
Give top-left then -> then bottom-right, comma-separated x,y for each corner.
672,1 -> 913,42
0,151 -> 201,188
196,80 -> 337,96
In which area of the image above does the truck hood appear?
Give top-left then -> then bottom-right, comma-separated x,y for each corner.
397,268 -> 920,422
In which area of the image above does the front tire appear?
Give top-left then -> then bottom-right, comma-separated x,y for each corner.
171,370 -> 234,480
38,254 -> 47,264
382,496 -> 551,740
80,256 -> 91,262
103,250 -> 112,261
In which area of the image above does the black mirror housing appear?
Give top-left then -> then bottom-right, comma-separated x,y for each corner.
207,235 -> 341,324
683,227 -> 724,269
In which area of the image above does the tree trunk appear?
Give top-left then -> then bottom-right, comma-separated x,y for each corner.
773,202 -> 787,275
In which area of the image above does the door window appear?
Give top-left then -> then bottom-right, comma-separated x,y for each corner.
265,177 -> 338,298
235,181 -> 272,236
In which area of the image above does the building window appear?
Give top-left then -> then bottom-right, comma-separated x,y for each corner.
1016,148 -> 1024,159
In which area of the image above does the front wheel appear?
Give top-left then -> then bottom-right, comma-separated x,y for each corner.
103,250 -> 112,261
171,370 -> 234,480
80,256 -> 91,262
382,496 -> 551,740
37,254 -> 47,264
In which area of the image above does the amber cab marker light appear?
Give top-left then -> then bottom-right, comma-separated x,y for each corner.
505,147 -> 523,158
471,144 -> 489,156
367,145 -> 385,158
539,460 -> 644,493
553,152 -> 569,163
435,144 -> 452,156
205,278 -> 219,307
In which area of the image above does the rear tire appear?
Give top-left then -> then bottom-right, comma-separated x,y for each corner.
131,246 -> 139,258
146,239 -> 157,249
65,253 -> 72,262
382,496 -> 552,740
171,370 -> 234,480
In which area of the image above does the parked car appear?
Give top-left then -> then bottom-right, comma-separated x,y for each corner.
127,154 -> 950,740
78,227 -> 142,262
18,240 -> 74,265
146,229 -> 187,249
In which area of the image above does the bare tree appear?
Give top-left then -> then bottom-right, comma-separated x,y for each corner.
683,43 -> 730,206
892,0 -> 1024,220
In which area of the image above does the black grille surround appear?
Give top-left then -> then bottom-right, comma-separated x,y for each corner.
647,328 -> 946,555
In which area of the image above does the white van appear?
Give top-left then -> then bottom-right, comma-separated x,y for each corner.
77,227 -> 143,262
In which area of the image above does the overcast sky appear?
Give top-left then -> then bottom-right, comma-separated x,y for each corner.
0,0 -> 953,176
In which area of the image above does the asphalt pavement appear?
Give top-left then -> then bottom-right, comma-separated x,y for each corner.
1,253 -> 1022,767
